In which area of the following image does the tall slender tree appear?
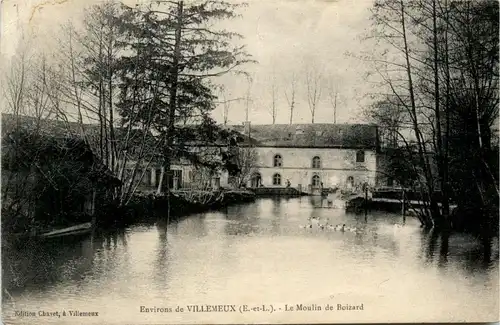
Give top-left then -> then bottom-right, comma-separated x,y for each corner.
115,0 -> 253,199
268,70 -> 278,124
365,0 -> 498,233
284,71 -> 297,125
305,65 -> 322,123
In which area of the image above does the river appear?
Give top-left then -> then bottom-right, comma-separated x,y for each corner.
2,197 -> 499,324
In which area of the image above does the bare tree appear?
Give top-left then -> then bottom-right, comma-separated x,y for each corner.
327,77 -> 339,124
233,146 -> 259,188
365,0 -> 498,232
305,65 -> 322,123
244,74 -> 254,122
268,71 -> 278,124
54,3 -> 161,207
284,71 -> 297,125
220,90 -> 231,125
217,87 -> 245,126
1,47 -> 83,232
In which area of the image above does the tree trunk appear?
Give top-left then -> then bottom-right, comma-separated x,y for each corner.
432,0 -> 447,226
442,0 -> 451,221
400,0 -> 437,227
162,1 -> 184,226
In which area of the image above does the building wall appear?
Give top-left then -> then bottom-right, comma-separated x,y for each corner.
243,147 -> 377,193
124,162 -> 227,191
122,146 -> 377,193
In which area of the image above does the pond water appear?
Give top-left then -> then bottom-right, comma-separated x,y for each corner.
2,197 -> 499,324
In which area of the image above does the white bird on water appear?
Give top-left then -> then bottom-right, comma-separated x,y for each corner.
318,218 -> 330,230
333,224 -> 346,232
308,216 -> 321,225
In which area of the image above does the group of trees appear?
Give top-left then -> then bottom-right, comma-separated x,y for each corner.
1,123 -> 120,233
219,61 -> 341,125
365,0 -> 498,236
3,0 -> 497,238
283,66 -> 341,124
2,1 -> 252,217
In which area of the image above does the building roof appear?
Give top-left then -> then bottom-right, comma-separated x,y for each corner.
1,113 -> 158,158
2,114 -> 121,186
228,123 -> 379,149
2,113 -> 83,138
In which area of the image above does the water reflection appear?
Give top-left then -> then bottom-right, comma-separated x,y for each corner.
154,220 -> 171,291
1,197 -> 498,323
418,225 -> 500,277
308,195 -> 323,207
439,230 -> 450,267
2,229 -> 131,296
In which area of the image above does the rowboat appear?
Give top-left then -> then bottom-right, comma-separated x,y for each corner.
40,222 -> 93,239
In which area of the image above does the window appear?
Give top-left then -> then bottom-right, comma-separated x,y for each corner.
312,156 -> 321,169
273,154 -> 283,167
356,150 -> 365,163
387,177 -> 394,187
273,173 -> 282,186
312,175 -> 321,187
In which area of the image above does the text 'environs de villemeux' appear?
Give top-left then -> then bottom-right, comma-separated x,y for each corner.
139,303 -> 365,313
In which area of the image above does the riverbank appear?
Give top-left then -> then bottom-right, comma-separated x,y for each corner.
248,187 -> 307,197
2,189 -> 257,242
345,192 -> 499,238
103,189 -> 257,227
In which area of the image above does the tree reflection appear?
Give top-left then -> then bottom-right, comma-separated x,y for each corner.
308,195 -> 322,208
224,204 -> 260,236
422,226 -> 499,273
438,230 -> 450,267
2,234 -> 99,293
154,220 -> 171,291
156,219 -> 168,241
425,228 -> 440,262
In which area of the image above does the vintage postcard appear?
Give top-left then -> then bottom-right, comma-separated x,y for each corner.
1,0 -> 499,324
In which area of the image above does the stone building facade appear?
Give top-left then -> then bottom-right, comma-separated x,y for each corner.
248,146 -> 376,194
126,122 -> 381,195
230,122 -> 380,195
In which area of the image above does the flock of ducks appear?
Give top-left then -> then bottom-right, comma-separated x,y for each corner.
299,216 -> 360,233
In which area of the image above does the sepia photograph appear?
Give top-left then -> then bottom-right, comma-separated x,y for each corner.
1,0 -> 499,324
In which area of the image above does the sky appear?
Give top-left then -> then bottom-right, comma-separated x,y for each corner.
1,0 -> 379,125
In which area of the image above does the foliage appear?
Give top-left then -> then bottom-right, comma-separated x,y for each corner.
113,1 -> 252,174
229,146 -> 259,188
1,124 -> 119,234
365,0 -> 498,231
50,0 -> 252,202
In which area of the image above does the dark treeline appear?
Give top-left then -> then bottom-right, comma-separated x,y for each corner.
1,1 -> 253,234
364,0 -> 498,237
